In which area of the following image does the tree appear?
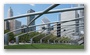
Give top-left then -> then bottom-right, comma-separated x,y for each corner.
4,30 -> 9,34
59,37 -> 71,43
4,30 -> 15,42
8,32 -> 15,42
19,32 -> 40,43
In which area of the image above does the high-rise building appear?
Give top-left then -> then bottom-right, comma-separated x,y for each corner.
8,7 -> 14,31
61,11 -> 78,38
7,7 -> 21,34
21,25 -> 28,33
4,21 -> 10,30
8,7 -> 13,17
27,9 -> 36,31
14,20 -> 21,34
4,7 -> 13,30
53,22 -> 61,37
77,4 -> 84,35
41,17 -> 50,34
60,4 -> 84,39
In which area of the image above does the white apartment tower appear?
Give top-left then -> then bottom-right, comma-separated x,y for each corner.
60,4 -> 84,40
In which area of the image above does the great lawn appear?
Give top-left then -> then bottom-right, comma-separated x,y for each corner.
4,44 -> 84,49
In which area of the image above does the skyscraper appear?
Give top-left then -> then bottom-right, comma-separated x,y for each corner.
53,22 -> 61,37
8,7 -> 14,31
21,25 -> 28,33
4,7 -> 13,30
8,7 -> 13,17
60,4 -> 84,40
4,21 -> 10,30
7,7 -> 21,34
41,17 -> 50,34
61,11 -> 78,38
77,4 -> 84,35
14,20 -> 21,34
27,9 -> 36,31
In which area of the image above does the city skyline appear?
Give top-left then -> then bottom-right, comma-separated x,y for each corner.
4,4 -> 84,49
4,4 -> 76,26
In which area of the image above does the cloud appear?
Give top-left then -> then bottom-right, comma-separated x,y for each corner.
30,4 -> 35,6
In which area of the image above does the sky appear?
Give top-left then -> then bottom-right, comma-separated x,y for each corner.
4,4 -> 77,25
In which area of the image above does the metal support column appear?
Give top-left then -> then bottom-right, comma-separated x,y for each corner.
40,39 -> 42,43
16,36 -> 19,45
30,38 -> 33,44
4,33 -> 9,45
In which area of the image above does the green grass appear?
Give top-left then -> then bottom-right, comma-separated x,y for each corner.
4,44 -> 84,49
